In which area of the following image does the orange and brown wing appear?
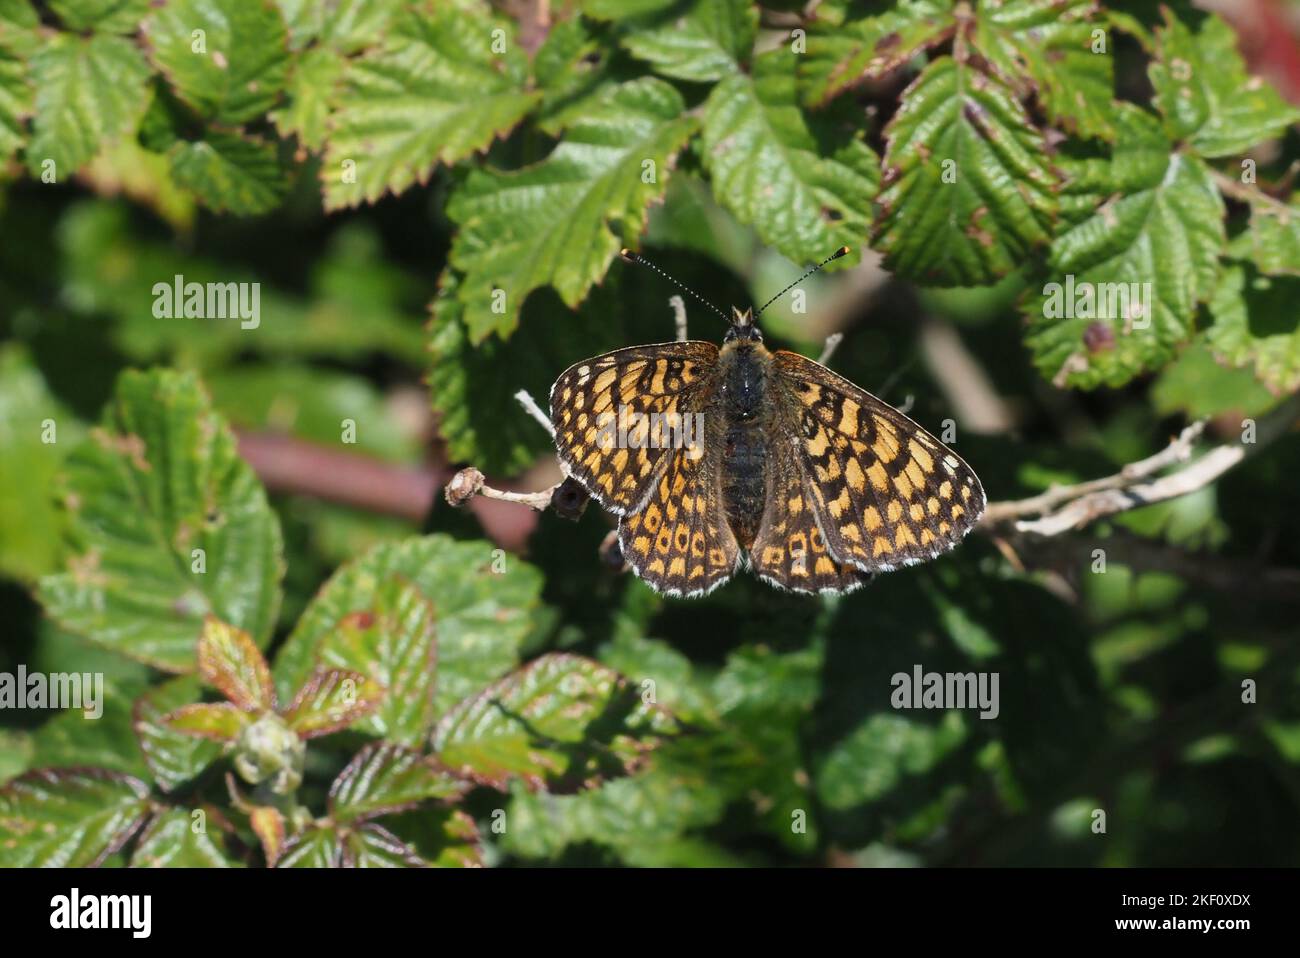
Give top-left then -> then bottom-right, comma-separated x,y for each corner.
549,342 -> 718,516
771,350 -> 985,573
617,443 -> 741,598
748,438 -> 874,594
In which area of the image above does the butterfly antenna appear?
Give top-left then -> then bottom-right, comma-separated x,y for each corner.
620,249 -> 730,324
755,247 -> 851,317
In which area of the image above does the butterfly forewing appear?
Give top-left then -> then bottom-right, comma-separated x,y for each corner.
549,342 -> 719,516
771,350 -> 985,573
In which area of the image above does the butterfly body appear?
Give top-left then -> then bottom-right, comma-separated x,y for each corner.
549,303 -> 985,598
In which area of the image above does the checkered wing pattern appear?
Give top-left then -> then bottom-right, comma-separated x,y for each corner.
771,350 -> 985,573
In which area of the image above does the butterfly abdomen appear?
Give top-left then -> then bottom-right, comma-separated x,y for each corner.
718,342 -> 772,548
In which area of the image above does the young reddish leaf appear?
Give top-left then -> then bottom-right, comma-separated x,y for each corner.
249,805 -> 287,867
163,702 -> 254,742
329,743 -> 467,823
133,675 -> 224,793
282,668 -> 384,739
198,616 -> 275,710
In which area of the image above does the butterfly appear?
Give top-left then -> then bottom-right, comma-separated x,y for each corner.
548,248 -> 985,597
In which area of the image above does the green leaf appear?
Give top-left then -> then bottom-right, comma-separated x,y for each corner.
1149,12 -> 1300,158
0,768 -> 151,867
1151,336 -> 1279,419
26,680 -> 149,779
132,676 -> 224,791
0,40 -> 30,162
1204,263 -> 1300,394
798,0 -> 955,107
447,76 -> 697,341
1024,107 -> 1225,388
27,32 -> 150,179
701,48 -> 877,268
319,0 -> 405,54
329,743 -> 465,823
164,702 -> 252,740
281,668 -> 384,738
0,346 -> 83,582
816,711 -> 967,810
309,576 -> 437,745
595,0 -> 757,83
321,5 -> 540,209
197,616 -> 275,709
874,53 -> 1058,286
972,0 -> 1115,140
130,807 -> 243,866
144,0 -> 291,125
47,0 -> 150,33
270,46 -> 344,152
276,825 -> 341,867
273,535 -> 544,717
1227,193 -> 1300,278
533,15 -> 625,136
39,369 -> 285,672
167,130 -> 289,216
340,822 -> 426,866
432,653 -> 675,790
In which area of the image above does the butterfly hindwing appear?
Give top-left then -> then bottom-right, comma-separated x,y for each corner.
749,439 -> 875,594
549,342 -> 719,516
771,350 -> 986,573
618,442 -> 740,597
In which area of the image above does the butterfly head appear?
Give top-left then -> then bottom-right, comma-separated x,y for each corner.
724,306 -> 762,344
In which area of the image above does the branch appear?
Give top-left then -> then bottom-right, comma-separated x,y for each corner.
982,395 -> 1300,536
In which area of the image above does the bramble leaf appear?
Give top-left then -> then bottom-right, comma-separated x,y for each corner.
144,0 -> 291,125
1227,193 -> 1300,278
972,0 -> 1116,140
39,369 -> 285,671
446,77 -> 697,341
321,4 -> 539,209
133,676 -> 224,791
798,0 -> 955,107
272,535 -> 543,717
270,46 -> 343,152
47,0 -> 150,34
329,743 -> 466,823
432,653 -> 676,790
874,53 -> 1058,286
1149,12 -> 1300,158
0,768 -> 152,867
281,668 -> 384,739
310,576 -> 438,745
167,130 -> 289,216
164,702 -> 254,741
27,32 -> 150,179
701,49 -> 877,267
591,0 -> 756,83
197,617 -> 275,710
1204,264 -> 1300,395
130,807 -> 242,867
1024,107 -> 1225,389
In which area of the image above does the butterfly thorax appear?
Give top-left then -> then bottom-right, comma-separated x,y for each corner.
718,339 -> 773,548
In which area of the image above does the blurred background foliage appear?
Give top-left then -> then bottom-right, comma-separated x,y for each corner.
2,0 -> 1300,866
